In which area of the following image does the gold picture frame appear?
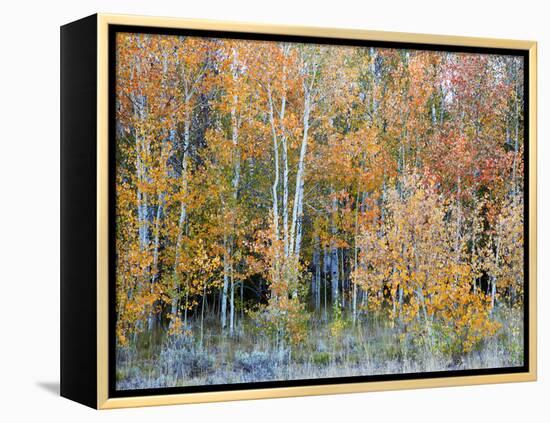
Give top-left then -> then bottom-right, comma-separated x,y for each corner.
60,13 -> 537,409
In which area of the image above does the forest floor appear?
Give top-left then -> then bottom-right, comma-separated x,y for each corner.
116,307 -> 524,390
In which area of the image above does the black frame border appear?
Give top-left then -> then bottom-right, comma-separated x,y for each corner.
108,24 -> 530,399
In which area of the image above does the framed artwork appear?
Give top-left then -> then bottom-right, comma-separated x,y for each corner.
60,14 -> 537,409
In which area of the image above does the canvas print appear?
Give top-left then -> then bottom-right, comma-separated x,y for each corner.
113,30 -> 526,391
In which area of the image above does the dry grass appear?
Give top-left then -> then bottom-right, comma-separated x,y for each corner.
116,307 -> 523,390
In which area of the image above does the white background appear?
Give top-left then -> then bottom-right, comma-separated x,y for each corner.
0,0 -> 547,421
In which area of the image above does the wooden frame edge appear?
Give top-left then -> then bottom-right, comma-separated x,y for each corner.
527,41 -> 537,382
95,13 -> 537,409
99,372 -> 535,409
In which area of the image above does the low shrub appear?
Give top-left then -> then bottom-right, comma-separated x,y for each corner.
159,342 -> 214,379
234,350 -> 275,380
311,351 -> 331,366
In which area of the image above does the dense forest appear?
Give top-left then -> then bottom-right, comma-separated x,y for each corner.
114,32 -> 525,389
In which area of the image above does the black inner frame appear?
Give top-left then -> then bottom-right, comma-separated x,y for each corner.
108,24 -> 530,398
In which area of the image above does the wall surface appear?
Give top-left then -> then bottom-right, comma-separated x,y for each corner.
0,0 -> 546,421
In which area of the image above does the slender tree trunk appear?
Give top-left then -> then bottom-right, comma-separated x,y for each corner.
171,115 -> 190,326
267,85 -> 282,301
280,50 -> 290,257
230,266 -> 235,335
223,48 -> 242,333
148,191 -> 165,330
282,125 -> 289,255
131,45 -> 153,335
290,93 -> 311,258
132,89 -> 155,328
313,235 -> 321,311
340,248 -> 345,308
149,73 -> 174,285
454,176 -> 462,285
131,69 -> 150,254
352,187 -> 360,324
200,282 -> 207,347
147,131 -> 173,330
491,239 -> 501,310
136,153 -> 149,251
330,194 -> 339,307
184,285 -> 188,327
174,117 -> 191,264
151,192 -> 165,284
231,56 -> 241,203
267,87 -> 280,242
221,234 -> 229,329
512,61 -> 520,196
240,280 -> 244,320
323,247 -> 329,320
416,285 -> 433,345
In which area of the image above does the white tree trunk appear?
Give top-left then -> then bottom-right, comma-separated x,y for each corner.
330,194 -> 339,307
312,235 -> 321,311
268,87 -> 280,241
281,102 -> 289,257
231,48 -> 241,202
230,266 -> 235,335
352,186 -> 360,324
171,115 -> 190,321
280,47 -> 290,257
134,97 -> 149,252
290,93 -> 311,257
151,131 -> 174,285
131,46 -> 150,254
221,234 -> 229,329
512,60 -> 520,196
223,47 -> 241,333
491,239 -> 501,310
323,246 -> 329,319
